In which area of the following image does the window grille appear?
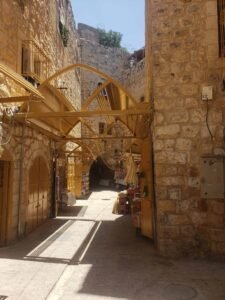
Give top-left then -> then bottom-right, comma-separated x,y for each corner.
22,40 -> 50,83
218,0 -> 225,57
99,122 -> 106,134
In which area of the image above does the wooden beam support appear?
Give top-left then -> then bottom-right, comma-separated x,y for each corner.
14,109 -> 150,119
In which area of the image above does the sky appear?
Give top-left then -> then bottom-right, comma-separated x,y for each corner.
71,0 -> 145,52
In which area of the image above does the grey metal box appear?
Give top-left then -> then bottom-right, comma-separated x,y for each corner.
200,156 -> 224,199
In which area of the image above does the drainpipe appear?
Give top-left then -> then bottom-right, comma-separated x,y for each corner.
17,123 -> 25,238
51,141 -> 58,218
150,135 -> 157,249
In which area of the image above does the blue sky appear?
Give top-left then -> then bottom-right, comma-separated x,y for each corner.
71,0 -> 145,52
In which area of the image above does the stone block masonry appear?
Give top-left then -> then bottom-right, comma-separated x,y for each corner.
0,0 -> 81,244
78,23 -> 145,102
146,0 -> 225,258
78,23 -> 131,100
78,24 -> 145,195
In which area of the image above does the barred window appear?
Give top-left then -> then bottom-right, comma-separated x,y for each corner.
218,0 -> 225,57
99,122 -> 106,134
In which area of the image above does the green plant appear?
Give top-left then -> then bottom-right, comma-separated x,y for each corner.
59,21 -> 69,47
97,28 -> 122,48
18,0 -> 25,11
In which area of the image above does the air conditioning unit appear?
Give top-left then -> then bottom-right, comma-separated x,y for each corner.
22,47 -> 32,75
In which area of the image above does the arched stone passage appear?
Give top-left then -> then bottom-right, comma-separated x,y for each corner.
89,157 -> 115,190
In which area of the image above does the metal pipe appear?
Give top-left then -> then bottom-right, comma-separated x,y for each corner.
17,123 -> 25,238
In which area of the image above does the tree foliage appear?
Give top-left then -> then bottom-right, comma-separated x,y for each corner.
59,21 -> 70,47
97,28 -> 123,48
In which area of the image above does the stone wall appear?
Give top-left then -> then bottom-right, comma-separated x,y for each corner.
146,0 -> 225,258
119,59 -> 145,101
78,23 -> 130,99
0,0 -> 81,106
0,0 -> 81,243
3,124 -> 52,242
78,23 -> 146,194
78,23 -> 145,105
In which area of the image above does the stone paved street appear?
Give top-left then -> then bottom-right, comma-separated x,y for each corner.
0,190 -> 225,300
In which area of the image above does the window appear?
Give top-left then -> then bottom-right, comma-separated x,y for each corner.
218,0 -> 225,57
99,122 -> 106,134
22,40 -> 50,84
107,126 -> 112,135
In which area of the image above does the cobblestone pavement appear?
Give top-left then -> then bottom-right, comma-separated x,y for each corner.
0,190 -> 224,300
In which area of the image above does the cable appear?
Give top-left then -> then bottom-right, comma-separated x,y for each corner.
206,99 -> 214,140
0,115 -> 14,145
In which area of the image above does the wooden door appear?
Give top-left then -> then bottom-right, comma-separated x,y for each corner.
140,137 -> 154,239
0,161 -> 10,246
27,157 -> 49,233
67,159 -> 76,195
74,162 -> 82,198
38,158 -> 49,224
67,159 -> 82,198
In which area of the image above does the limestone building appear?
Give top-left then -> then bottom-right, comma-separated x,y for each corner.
77,24 -> 147,196
0,0 -> 81,245
146,0 -> 225,258
0,0 -> 148,247
1,0 -> 224,261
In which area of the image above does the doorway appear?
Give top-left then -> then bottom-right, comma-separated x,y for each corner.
0,160 -> 11,246
27,156 -> 49,233
89,157 -> 115,190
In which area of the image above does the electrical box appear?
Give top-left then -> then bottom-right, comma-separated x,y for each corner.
202,86 -> 213,101
200,156 -> 224,199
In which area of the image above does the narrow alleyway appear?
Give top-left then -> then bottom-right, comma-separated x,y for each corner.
0,191 -> 225,300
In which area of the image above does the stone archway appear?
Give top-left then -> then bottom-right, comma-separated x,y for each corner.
89,157 -> 115,190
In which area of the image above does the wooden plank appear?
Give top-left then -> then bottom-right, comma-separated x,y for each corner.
14,109 -> 150,119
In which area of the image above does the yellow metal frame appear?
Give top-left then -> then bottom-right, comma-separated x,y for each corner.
0,62 -> 151,162
0,62 -> 44,99
40,63 -> 138,107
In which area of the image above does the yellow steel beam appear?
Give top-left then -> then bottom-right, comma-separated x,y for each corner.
64,118 -> 98,137
82,79 -> 111,110
63,136 -> 138,141
67,145 -> 81,157
14,109 -> 150,119
40,63 -> 138,107
14,119 -> 62,140
0,96 -> 39,103
0,62 -> 44,99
